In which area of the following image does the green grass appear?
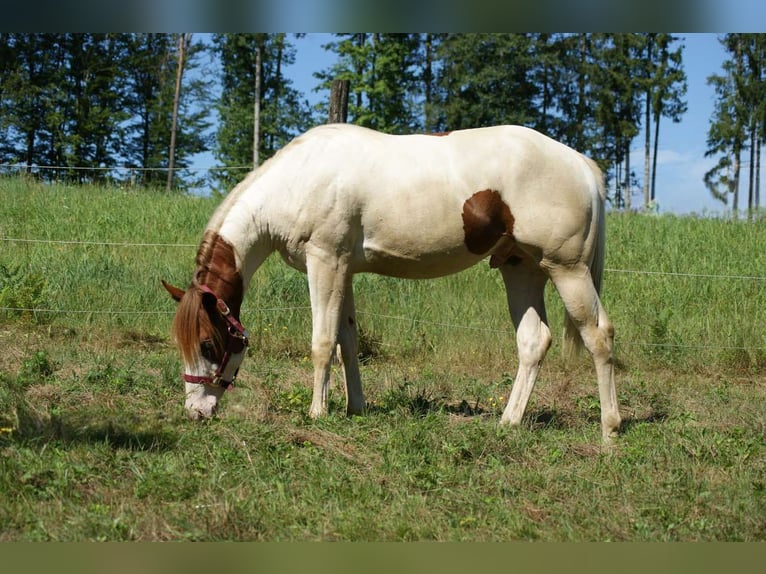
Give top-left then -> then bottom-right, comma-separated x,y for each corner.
1,177 -> 764,541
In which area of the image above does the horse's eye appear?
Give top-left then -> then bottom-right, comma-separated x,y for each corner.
200,339 -> 217,362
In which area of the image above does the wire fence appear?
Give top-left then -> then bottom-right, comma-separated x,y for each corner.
4,236 -> 766,282
0,163 -> 252,174
0,162 -> 253,192
2,235 -> 766,352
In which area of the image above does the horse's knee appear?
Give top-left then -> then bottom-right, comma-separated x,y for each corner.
311,339 -> 336,366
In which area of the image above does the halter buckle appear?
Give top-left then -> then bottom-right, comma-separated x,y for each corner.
216,298 -> 231,316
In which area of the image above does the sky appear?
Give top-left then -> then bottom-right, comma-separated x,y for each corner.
203,33 -> 751,216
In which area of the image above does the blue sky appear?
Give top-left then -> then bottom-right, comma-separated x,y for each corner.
203,33 -> 749,216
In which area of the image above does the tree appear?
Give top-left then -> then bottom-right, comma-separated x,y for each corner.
527,33 -> 568,139
431,33 -> 538,132
552,33 -> 601,155
60,34 -> 130,183
0,34 -> 130,182
705,33 -> 766,214
316,33 -> 423,133
122,33 -> 210,190
212,33 -> 312,192
741,34 -> 766,213
421,33 -> 445,133
0,34 -> 64,173
167,33 -> 191,191
0,33 -> 211,189
589,34 -> 647,210
638,34 -> 687,209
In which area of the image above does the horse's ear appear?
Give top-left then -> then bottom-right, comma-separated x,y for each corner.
162,279 -> 185,302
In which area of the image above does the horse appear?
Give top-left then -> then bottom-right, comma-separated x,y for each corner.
163,123 -> 621,442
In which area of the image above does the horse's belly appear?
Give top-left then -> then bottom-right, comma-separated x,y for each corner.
357,239 -> 483,279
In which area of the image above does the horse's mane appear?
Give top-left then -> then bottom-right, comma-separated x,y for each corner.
171,231 -> 231,366
172,287 -> 207,367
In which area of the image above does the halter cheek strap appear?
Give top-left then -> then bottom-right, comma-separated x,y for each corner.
183,284 -> 249,390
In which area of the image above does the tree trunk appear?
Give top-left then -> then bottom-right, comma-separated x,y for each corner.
748,121 -> 756,215
651,102 -> 661,202
733,149 -> 741,214
270,33 -> 284,154
253,37 -> 262,168
576,34 -> 588,151
167,33 -> 188,192
354,33 -> 366,114
614,159 -> 622,209
424,33 -> 434,132
756,128 -> 761,210
624,139 -> 631,211
643,90 -> 651,208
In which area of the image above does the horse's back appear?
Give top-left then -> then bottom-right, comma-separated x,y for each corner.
308,124 -> 603,272
232,124 -> 604,278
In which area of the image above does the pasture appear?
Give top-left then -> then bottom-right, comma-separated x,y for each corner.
0,176 -> 764,541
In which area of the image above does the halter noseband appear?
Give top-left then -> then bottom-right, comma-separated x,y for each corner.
183,284 -> 249,390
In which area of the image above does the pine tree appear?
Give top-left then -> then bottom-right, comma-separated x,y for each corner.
432,33 -> 537,132
0,34 -> 63,174
706,33 -> 766,214
0,33 -> 210,188
421,33 -> 445,133
638,34 -> 687,209
316,33 -> 422,133
552,33 -> 601,155
741,34 -> 765,212
57,34 -> 130,183
590,34 -> 645,209
121,33 -> 210,190
212,33 -> 311,192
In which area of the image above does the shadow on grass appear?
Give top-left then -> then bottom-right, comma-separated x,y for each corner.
10,407 -> 179,452
619,409 -> 670,435
365,393 -> 495,419
365,392 -> 578,431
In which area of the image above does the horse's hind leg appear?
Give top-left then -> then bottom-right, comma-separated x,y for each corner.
549,265 -> 621,442
337,281 -> 365,415
498,261 -> 552,427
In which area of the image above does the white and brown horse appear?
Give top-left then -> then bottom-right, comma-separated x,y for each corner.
163,123 -> 621,441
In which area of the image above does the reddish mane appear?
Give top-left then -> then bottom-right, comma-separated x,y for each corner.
171,231 -> 244,366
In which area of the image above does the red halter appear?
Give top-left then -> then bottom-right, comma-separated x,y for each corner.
183,284 -> 249,390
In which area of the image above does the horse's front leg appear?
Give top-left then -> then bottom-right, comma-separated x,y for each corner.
306,250 -> 349,418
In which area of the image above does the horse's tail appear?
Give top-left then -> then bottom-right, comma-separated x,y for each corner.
562,156 -> 606,361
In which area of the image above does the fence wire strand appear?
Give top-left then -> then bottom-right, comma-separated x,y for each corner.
4,235 -> 766,281
2,235 -> 765,352
0,163 -> 252,173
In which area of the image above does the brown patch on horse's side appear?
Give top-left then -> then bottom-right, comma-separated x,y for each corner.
462,189 -> 515,257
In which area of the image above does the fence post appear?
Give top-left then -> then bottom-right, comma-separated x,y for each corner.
328,79 -> 349,124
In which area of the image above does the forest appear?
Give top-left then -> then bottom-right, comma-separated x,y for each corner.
0,33 -> 763,212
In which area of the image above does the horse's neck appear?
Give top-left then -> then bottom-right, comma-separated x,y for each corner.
212,192 -> 274,291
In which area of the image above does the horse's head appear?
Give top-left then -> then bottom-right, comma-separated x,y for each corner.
162,280 -> 249,420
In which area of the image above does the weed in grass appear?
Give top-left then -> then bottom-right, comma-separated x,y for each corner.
0,263 -> 48,322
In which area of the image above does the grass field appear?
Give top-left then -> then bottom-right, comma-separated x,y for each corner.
1,176 -> 764,541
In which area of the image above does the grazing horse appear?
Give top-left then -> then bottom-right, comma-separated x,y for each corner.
163,123 -> 621,442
